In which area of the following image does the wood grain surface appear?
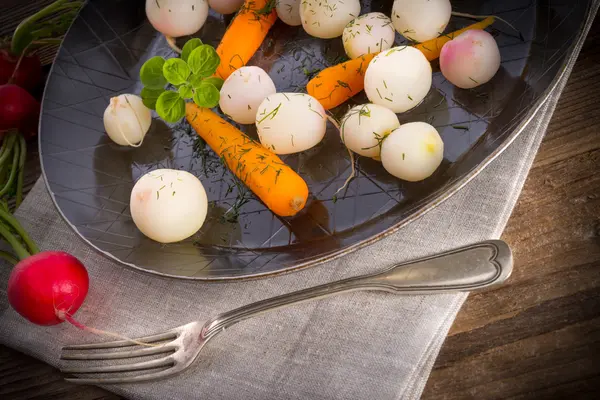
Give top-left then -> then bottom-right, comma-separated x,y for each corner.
1,10 -> 599,400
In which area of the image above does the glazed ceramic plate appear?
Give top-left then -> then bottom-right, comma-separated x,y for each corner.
40,0 -> 594,279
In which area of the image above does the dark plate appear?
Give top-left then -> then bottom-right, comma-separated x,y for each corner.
40,0 -> 594,280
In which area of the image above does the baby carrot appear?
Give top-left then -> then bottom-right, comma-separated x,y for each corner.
307,17 -> 496,110
415,16 -> 496,61
185,103 -> 309,217
307,54 -> 375,111
215,0 -> 278,80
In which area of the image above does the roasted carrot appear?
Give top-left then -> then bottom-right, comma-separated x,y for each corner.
307,17 -> 496,110
306,54 -> 375,111
215,0 -> 277,80
415,16 -> 495,61
185,103 -> 308,217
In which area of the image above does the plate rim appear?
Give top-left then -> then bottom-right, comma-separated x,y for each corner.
38,2 -> 597,281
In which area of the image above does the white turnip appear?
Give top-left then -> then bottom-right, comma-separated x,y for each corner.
440,29 -> 501,89
380,122 -> 444,182
219,66 -> 276,124
340,104 -> 400,159
392,0 -> 452,42
276,0 -> 302,26
256,93 -> 327,154
364,46 -> 432,113
342,12 -> 395,59
103,94 -> 152,147
300,0 -> 360,39
130,169 -> 208,243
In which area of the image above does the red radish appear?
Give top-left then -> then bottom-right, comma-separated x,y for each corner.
439,29 -> 501,89
0,161 -> 154,346
0,84 -> 40,132
7,251 -> 89,326
0,50 -> 42,92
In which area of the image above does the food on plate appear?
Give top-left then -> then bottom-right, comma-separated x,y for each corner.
340,104 -> 400,159
256,93 -> 327,154
219,66 -> 276,124
103,94 -> 152,147
276,0 -> 302,26
128,6 -> 500,233
380,122 -> 444,182
145,0 -> 209,51
415,16 -> 495,61
130,169 -> 208,243
300,0 -> 360,39
440,29 -> 501,89
307,19 -> 495,110
208,0 -> 245,14
215,0 -> 277,80
391,0 -> 452,42
7,251 -> 89,325
364,46 -> 432,113
186,103 -> 309,217
342,12 -> 395,59
307,54 -> 374,110
139,40 -> 223,123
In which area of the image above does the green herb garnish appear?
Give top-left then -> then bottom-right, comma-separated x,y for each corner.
139,39 -> 223,123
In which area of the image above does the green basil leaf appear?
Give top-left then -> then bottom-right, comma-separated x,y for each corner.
178,85 -> 193,100
156,91 -> 186,123
140,56 -> 167,89
193,82 -> 220,108
181,38 -> 203,62
163,58 -> 191,86
188,74 -> 205,89
188,45 -> 221,78
202,76 -> 224,91
140,87 -> 165,110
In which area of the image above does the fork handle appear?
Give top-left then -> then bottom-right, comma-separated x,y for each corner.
202,240 -> 512,338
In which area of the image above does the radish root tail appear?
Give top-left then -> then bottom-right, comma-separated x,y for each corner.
60,313 -> 163,348
165,35 -> 182,54
327,113 -> 356,197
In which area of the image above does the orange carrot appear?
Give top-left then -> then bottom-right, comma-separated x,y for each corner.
307,17 -> 496,110
215,0 -> 277,80
306,54 -> 375,111
185,103 -> 308,217
415,16 -> 495,61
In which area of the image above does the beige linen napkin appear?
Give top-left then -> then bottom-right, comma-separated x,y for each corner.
0,7 -> 596,399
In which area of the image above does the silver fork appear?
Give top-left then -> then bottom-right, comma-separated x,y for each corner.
60,240 -> 512,384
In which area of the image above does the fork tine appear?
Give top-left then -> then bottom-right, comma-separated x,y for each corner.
62,332 -> 178,350
60,344 -> 177,360
63,366 -> 179,384
61,355 -> 174,374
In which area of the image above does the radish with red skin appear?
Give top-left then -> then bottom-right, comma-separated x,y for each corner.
0,84 -> 40,132
0,50 -> 42,92
0,207 -> 158,346
7,251 -> 89,326
0,209 -> 90,327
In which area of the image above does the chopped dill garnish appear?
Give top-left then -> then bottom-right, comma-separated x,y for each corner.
257,103 -> 282,124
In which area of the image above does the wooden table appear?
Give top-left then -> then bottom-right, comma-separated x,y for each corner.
2,15 -> 599,400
